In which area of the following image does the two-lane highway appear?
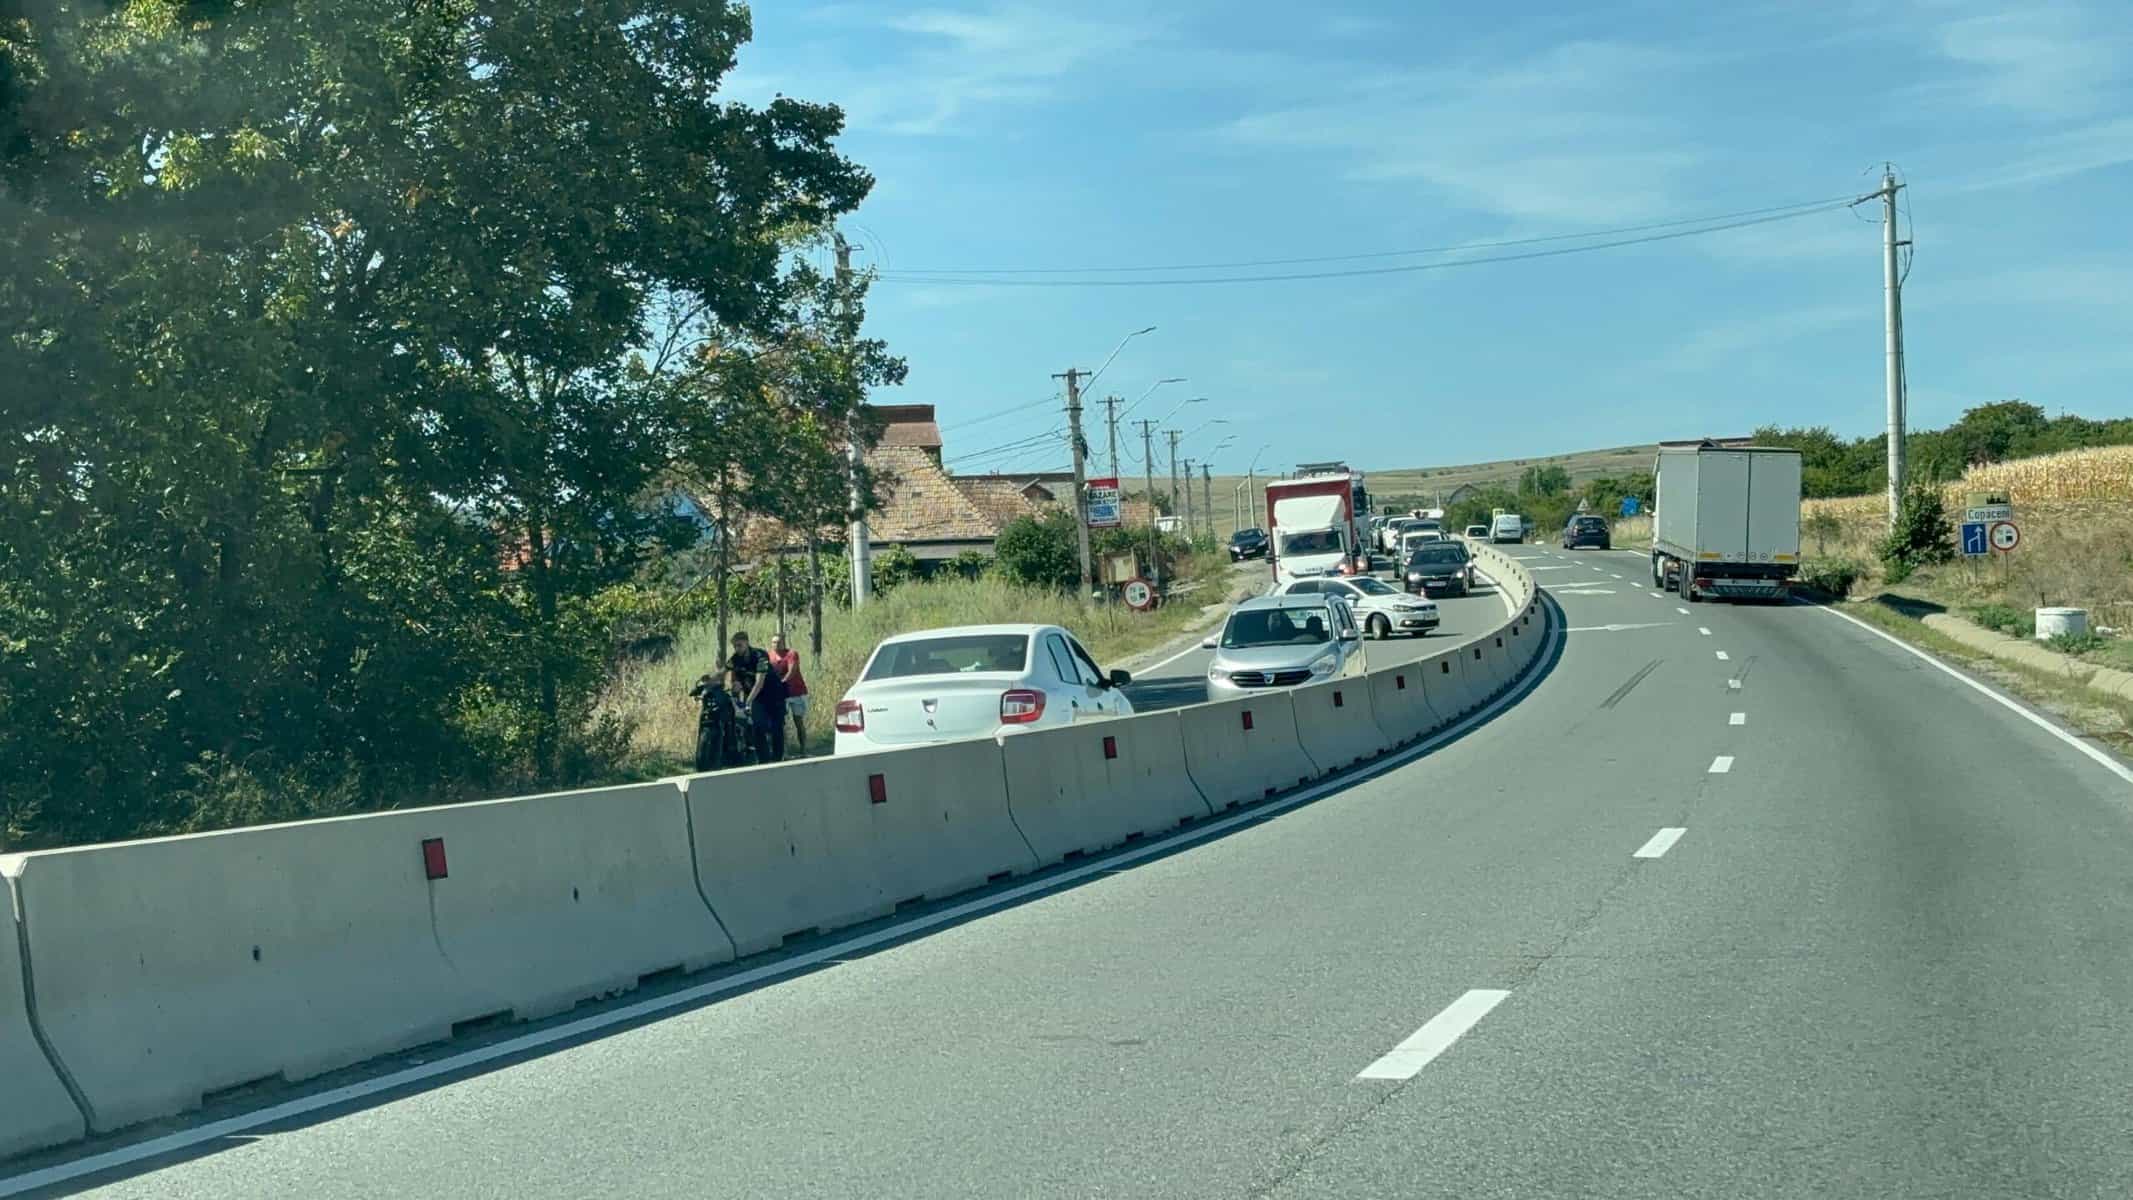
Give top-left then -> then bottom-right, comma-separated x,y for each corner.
26,544 -> 2133,1199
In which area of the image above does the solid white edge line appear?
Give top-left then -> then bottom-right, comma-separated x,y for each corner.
1632,827 -> 1686,859
1709,755 -> 1734,773
1355,989 -> 1512,1080
2,577 -> 1550,1197
1729,712 -> 1746,725
1815,604 -> 2133,785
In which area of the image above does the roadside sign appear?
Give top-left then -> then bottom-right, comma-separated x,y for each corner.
1619,496 -> 1641,517
1960,522 -> 1988,556
1964,504 -> 2013,524
1990,520 -> 2020,552
1120,577 -> 1156,611
1086,476 -> 1122,528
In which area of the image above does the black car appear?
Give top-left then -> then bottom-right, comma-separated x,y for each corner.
1228,526 -> 1269,561
1562,514 -> 1611,550
1403,543 -> 1474,597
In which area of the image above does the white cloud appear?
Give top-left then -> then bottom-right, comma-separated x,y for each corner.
1927,5 -> 2127,119
1951,116 -> 2133,191
1217,41 -> 1714,224
1655,303 -> 1872,375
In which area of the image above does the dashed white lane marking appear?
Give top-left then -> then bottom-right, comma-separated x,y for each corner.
1565,622 -> 1674,632
1715,650 -> 1730,661
1356,990 -> 1512,1081
1675,606 -> 1690,615
1727,679 -> 1742,690
1650,591 -> 1666,599
1698,627 -> 1712,636
1634,828 -> 1687,859
1729,712 -> 1746,725
1709,755 -> 1735,774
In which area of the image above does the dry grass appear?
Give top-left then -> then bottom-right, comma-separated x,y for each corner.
600,553 -> 1240,762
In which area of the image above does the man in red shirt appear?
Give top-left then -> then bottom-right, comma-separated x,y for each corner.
768,631 -> 810,754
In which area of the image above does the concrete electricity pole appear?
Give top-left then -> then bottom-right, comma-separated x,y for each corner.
1136,419 -> 1162,591
1055,366 -> 1095,595
1102,395 -> 1122,480
1166,429 -> 1183,521
1879,166 -> 1908,524
836,233 -> 870,610
1201,463 -> 1214,541
1181,458 -> 1196,541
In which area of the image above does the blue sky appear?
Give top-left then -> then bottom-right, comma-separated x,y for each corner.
728,0 -> 2133,477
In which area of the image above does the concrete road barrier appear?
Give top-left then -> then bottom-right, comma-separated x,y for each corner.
0,872 -> 84,1159
1290,677 -> 1391,773
7,782 -> 727,1135
1418,647 -> 1479,719
1001,711 -> 1213,865
1178,693 -> 1319,812
688,738 -> 1035,956
1463,630 -> 1511,700
1367,663 -> 1441,748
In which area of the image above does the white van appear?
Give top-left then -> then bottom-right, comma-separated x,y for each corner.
1489,513 -> 1525,544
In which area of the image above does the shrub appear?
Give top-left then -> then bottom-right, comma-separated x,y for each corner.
871,543 -> 920,592
2046,630 -> 2107,656
946,549 -> 991,580
1804,509 -> 1843,556
993,511 -> 1081,589
1969,603 -> 2034,637
1878,485 -> 1954,576
1798,558 -> 1863,598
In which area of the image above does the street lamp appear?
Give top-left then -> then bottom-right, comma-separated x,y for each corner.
1083,326 -> 1157,392
1122,377 -> 1187,419
1156,395 -> 1206,425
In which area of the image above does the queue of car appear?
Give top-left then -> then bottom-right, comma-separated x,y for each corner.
824,515 -> 1507,750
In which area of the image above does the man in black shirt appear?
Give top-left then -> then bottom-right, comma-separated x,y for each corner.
728,631 -> 787,764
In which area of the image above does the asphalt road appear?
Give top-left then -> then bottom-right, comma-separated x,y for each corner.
1121,558 -> 1511,712
30,544 -> 2133,1198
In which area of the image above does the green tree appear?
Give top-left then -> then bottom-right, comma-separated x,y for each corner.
1518,464 -> 1571,496
994,512 -> 1081,590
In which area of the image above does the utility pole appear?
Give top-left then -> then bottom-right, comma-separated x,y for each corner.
1102,395 -> 1122,480
1137,419 -> 1162,592
1201,463 -> 1214,541
1182,457 -> 1196,543
1166,430 -> 1183,522
1055,366 -> 1095,596
1879,165 -> 1908,524
837,233 -> 871,609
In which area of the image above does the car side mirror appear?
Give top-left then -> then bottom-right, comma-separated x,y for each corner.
1200,637 -> 1217,650
1108,668 -> 1132,688
1340,629 -> 1360,642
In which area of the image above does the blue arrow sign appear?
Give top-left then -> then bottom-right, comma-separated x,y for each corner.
1960,521 -> 1988,556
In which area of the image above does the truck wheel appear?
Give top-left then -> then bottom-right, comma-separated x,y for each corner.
1651,555 -> 1664,587
1679,564 -> 1700,603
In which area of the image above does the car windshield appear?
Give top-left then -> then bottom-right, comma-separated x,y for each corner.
1410,546 -> 1468,566
863,633 -> 1029,680
1279,529 -> 1342,556
1348,576 -> 1399,596
1232,528 -> 1263,542
1221,606 -> 1334,649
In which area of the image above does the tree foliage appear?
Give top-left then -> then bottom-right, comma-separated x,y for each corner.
1754,401 -> 2133,499
0,0 -> 888,848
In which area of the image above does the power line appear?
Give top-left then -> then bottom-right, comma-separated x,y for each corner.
880,195 -> 1857,278
873,202 -> 1856,289
941,392 -> 1060,433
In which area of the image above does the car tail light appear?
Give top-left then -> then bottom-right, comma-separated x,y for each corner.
1000,689 -> 1047,724
834,699 -> 865,733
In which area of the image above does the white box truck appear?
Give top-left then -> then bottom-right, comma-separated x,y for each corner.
1649,441 -> 1803,602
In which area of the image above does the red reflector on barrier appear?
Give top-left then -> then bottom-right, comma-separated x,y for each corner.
1440,661 -> 1450,673
1102,735 -> 1118,760
868,773 -> 887,804
1496,637 -> 1504,648
1241,710 -> 1255,731
420,837 -> 448,881
1396,674 -> 1407,690
1473,647 -> 1482,659
1333,690 -> 1345,708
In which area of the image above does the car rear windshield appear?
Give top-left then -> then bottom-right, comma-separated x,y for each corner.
1573,517 -> 1606,530
863,633 -> 1029,680
1222,606 -> 1335,649
1409,546 -> 1468,565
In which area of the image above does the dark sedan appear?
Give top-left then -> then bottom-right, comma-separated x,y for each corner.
1403,543 -> 1475,597
1562,514 -> 1611,550
1228,526 -> 1269,561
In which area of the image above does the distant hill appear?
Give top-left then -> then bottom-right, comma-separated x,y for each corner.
1362,444 -> 1658,506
